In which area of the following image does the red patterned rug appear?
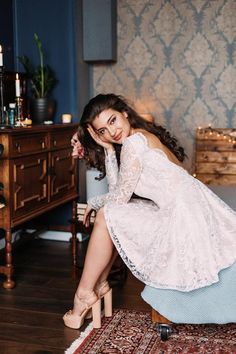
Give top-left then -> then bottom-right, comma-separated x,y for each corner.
65,309 -> 236,354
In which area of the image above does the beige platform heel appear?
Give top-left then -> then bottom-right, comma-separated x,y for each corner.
63,291 -> 101,329
96,281 -> 112,317
85,281 -> 112,319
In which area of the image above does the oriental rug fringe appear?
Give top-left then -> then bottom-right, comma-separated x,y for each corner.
65,309 -> 236,354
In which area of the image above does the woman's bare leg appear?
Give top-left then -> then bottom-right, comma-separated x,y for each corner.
73,207 -> 114,313
96,249 -> 118,286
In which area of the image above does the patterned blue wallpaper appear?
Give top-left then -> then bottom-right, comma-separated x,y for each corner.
92,0 -> 236,171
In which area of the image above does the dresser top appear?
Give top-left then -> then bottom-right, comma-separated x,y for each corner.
0,123 -> 79,135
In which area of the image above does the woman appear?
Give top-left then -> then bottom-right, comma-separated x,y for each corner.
64,93 -> 236,329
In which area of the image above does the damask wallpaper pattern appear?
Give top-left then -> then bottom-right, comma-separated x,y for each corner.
92,0 -> 236,170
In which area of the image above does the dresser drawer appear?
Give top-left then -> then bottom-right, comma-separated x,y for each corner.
11,133 -> 48,156
50,129 -> 74,149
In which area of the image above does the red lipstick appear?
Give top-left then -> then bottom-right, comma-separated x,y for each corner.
113,133 -> 122,141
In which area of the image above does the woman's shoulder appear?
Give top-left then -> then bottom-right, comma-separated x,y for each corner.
125,130 -> 148,147
122,130 -> 162,157
126,130 -> 162,149
121,131 -> 148,156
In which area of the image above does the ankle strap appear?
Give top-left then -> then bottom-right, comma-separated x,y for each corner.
96,281 -> 110,296
76,291 -> 98,308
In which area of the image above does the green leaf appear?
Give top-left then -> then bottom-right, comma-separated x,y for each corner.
17,33 -> 57,98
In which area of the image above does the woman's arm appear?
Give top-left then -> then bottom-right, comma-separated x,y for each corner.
88,139 -> 141,210
104,149 -> 119,192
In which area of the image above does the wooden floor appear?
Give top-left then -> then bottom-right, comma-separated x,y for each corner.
0,237 -> 150,354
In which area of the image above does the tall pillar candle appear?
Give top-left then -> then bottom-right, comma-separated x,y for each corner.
15,73 -> 20,97
0,45 -> 3,67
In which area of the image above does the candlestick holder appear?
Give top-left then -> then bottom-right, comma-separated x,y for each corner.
0,66 -> 4,125
15,97 -> 23,127
0,66 -> 11,129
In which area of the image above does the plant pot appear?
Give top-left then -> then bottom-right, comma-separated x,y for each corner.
30,98 -> 56,124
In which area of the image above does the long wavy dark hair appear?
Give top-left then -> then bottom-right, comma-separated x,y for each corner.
78,93 -> 186,179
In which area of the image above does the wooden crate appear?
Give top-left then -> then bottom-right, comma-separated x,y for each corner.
195,128 -> 236,185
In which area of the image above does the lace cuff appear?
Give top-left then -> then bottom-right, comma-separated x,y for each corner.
88,193 -> 106,211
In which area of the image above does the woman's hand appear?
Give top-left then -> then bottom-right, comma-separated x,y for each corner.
83,204 -> 95,227
87,125 -> 114,151
71,133 -> 84,159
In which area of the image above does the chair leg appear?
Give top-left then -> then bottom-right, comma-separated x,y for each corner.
151,308 -> 173,341
71,223 -> 78,267
151,308 -> 171,324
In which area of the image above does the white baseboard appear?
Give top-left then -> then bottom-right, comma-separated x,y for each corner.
38,230 -> 89,242
0,230 -> 89,250
0,231 -> 21,250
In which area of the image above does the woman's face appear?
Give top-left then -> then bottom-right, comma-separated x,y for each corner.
91,108 -> 132,144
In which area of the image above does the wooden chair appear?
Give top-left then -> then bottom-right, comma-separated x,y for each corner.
69,201 -> 128,284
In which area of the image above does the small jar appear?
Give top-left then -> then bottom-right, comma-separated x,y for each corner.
8,103 -> 16,126
2,106 -> 8,125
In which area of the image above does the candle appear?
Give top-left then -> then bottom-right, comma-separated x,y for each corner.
0,45 -> 3,66
15,73 -> 20,97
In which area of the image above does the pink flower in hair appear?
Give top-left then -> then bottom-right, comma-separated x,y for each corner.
71,133 -> 85,159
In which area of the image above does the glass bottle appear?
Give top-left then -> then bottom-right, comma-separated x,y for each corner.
8,103 -> 16,126
3,106 -> 9,125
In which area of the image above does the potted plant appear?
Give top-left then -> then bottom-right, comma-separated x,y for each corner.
18,33 -> 58,124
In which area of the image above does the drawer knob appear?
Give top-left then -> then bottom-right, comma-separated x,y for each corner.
53,140 -> 57,147
0,195 -> 6,209
41,141 -> 45,149
0,144 -> 4,156
15,142 -> 21,153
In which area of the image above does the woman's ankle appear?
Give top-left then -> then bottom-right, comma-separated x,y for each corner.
75,287 -> 96,301
95,279 -> 107,289
73,288 -> 97,315
95,280 -> 110,297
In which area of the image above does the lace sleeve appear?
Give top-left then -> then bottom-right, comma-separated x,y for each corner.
88,139 -> 142,210
105,149 -> 118,192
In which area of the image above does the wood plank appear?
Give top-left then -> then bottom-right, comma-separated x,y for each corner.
0,322 -> 77,349
196,151 -> 236,163
196,174 -> 236,185
0,283 -> 76,301
0,341 -> 64,354
196,128 -> 236,140
0,308 -> 66,330
0,295 -> 71,314
196,140 -> 236,151
196,162 -> 236,174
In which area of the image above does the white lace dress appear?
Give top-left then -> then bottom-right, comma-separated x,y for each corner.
88,133 -> 236,292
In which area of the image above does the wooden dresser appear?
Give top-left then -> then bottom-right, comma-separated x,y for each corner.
0,123 -> 78,289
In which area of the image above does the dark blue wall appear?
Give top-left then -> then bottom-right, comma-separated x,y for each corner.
0,0 -> 15,70
13,0 -> 78,121
1,0 -> 90,225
